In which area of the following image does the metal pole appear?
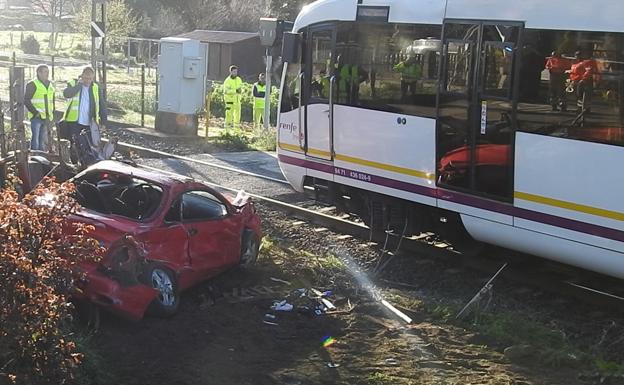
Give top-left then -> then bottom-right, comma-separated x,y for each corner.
148,41 -> 152,69
127,38 -> 131,74
101,1 -> 107,100
155,71 -> 159,111
141,64 -> 145,127
91,0 -> 96,76
51,55 -> 55,80
264,48 -> 272,129
205,93 -> 211,139
12,51 -> 16,67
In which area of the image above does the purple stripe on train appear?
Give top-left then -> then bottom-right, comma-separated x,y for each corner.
278,154 -> 624,243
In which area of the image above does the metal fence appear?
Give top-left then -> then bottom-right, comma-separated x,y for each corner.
0,53 -> 158,129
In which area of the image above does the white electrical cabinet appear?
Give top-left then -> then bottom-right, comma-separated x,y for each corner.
157,37 -> 206,115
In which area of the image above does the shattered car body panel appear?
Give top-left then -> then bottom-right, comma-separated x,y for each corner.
68,161 -> 262,320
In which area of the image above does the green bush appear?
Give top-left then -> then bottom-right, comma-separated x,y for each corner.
20,34 -> 40,55
209,82 -> 279,125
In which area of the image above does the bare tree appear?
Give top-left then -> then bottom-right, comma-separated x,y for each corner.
73,0 -> 140,48
151,0 -> 271,32
30,0 -> 73,50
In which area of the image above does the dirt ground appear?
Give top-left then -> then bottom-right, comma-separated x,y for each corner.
86,204 -> 624,385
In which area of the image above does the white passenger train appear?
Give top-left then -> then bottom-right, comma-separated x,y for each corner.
276,0 -> 624,278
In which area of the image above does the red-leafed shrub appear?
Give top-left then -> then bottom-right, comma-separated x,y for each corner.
0,173 -> 103,385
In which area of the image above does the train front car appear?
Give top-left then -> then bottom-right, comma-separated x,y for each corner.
277,0 -> 624,279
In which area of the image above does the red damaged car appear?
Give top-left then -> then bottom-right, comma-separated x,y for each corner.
68,161 -> 261,320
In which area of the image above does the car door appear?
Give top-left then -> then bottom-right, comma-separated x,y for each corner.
181,190 -> 241,274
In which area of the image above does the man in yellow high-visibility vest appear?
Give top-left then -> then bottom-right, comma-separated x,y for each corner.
394,54 -> 422,101
252,73 -> 266,129
62,67 -> 107,138
223,65 -> 243,130
62,66 -> 108,165
24,64 -> 54,151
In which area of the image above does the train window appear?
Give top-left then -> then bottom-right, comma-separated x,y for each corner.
308,29 -> 334,103
280,34 -> 303,114
333,22 -> 442,118
280,61 -> 302,113
516,29 -> 624,146
444,41 -> 473,94
483,42 -> 514,99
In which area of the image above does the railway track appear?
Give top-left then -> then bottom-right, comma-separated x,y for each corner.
1,123 -> 621,313
111,140 -> 624,313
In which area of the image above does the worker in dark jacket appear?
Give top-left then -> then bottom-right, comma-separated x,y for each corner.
24,64 -> 54,151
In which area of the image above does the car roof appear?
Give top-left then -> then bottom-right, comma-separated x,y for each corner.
81,160 -> 194,186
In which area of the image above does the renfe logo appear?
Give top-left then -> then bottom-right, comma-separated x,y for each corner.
279,122 -> 298,133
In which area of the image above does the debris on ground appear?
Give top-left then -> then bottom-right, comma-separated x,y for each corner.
263,287 -> 348,325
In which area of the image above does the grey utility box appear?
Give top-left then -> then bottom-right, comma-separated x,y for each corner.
156,37 -> 207,135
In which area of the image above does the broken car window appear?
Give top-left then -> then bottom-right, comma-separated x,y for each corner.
74,171 -> 164,221
181,191 -> 228,221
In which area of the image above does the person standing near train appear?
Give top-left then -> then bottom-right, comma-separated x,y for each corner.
252,73 -> 266,129
223,65 -> 243,130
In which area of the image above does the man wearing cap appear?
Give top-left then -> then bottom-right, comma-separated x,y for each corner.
24,64 -> 55,151
223,65 -> 243,129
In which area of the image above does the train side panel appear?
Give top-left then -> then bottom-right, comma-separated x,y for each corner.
514,132 -> 624,253
333,106 -> 437,206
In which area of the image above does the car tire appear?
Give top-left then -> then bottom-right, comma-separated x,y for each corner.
240,229 -> 260,268
141,264 -> 179,317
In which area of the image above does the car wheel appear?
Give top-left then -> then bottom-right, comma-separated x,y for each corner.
240,230 -> 260,268
141,264 -> 179,317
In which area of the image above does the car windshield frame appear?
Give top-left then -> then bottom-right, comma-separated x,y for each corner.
73,170 -> 167,222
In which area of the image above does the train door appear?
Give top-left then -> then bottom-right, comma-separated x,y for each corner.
436,20 -> 523,201
304,25 -> 336,160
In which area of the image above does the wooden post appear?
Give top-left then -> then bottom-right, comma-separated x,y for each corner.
127,38 -> 132,75
9,66 -> 29,188
205,93 -> 211,139
0,110 -> 6,158
9,66 -> 25,132
16,122 -> 31,192
59,139 -> 71,165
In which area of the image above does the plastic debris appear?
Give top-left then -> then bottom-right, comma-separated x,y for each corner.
384,358 -> 399,366
326,362 -> 340,368
380,299 -> 412,324
262,320 -> 279,326
271,300 -> 294,312
319,298 -> 336,311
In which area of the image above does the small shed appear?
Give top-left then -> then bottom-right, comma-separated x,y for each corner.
175,30 -> 265,82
